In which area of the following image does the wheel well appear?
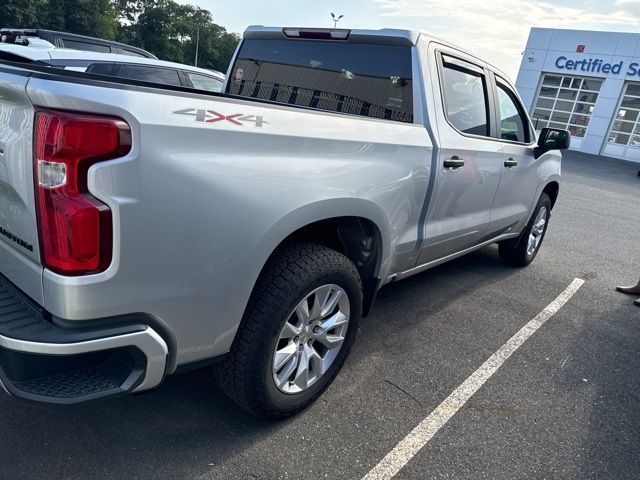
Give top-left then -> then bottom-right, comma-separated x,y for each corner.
278,217 -> 383,317
542,181 -> 559,209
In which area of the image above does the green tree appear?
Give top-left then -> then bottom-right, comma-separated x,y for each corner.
165,3 -> 240,71
129,0 -> 187,61
0,0 -> 44,28
42,0 -> 66,31
118,0 -> 239,69
2,0 -> 240,73
62,0 -> 119,39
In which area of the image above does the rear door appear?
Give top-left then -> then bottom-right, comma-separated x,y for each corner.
418,49 -> 502,263
488,74 -> 539,234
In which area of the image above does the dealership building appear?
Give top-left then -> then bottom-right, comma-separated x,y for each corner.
516,27 -> 640,162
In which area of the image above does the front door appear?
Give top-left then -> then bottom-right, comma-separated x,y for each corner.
488,76 -> 540,235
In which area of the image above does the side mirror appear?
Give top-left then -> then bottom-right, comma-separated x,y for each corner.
534,127 -> 571,158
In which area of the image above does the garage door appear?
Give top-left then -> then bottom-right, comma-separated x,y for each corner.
530,73 -> 602,149
602,82 -> 640,162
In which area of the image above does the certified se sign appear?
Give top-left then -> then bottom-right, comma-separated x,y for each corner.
555,55 -> 640,76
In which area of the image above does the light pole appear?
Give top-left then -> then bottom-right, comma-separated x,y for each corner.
331,13 -> 343,28
194,27 -> 200,67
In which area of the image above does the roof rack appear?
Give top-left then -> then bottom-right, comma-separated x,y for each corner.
0,28 -> 156,59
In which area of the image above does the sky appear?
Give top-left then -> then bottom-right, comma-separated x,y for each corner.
183,0 -> 640,78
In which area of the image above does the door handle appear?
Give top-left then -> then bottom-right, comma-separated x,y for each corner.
443,156 -> 465,169
504,158 -> 518,168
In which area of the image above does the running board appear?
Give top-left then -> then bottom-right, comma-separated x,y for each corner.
388,232 -> 519,283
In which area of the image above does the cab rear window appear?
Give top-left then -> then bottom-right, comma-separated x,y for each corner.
227,39 -> 413,123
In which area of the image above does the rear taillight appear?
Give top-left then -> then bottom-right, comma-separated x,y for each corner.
33,109 -> 131,275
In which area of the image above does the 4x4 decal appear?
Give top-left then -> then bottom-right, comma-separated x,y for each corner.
173,108 -> 267,127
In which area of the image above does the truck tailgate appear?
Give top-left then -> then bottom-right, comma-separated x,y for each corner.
0,67 -> 43,303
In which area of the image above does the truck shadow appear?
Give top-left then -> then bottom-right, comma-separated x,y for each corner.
0,245 -> 522,479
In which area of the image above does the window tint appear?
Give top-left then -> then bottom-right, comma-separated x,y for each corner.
62,39 -> 111,53
496,81 -> 528,143
186,72 -> 223,92
86,63 -> 114,76
441,56 -> 489,136
227,39 -> 413,123
117,64 -> 182,86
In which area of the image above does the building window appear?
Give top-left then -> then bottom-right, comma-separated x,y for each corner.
531,73 -> 602,138
607,82 -> 640,148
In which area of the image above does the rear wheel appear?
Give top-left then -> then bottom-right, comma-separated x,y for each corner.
499,193 -> 551,266
215,242 -> 362,418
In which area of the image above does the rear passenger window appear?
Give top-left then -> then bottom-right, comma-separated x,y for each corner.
116,64 -> 182,86
186,72 -> 223,92
62,39 -> 111,53
120,49 -> 146,58
86,63 -> 114,76
440,55 -> 489,136
496,80 -> 529,143
227,39 -> 413,123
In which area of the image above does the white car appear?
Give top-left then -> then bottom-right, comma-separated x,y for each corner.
0,40 -> 226,93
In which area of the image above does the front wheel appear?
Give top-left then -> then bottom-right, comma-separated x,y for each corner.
215,242 -> 362,418
499,193 -> 552,266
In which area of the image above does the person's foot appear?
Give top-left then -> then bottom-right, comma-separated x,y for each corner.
616,284 -> 640,295
635,298 -> 640,307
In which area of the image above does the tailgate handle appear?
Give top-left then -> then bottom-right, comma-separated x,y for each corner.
443,156 -> 465,169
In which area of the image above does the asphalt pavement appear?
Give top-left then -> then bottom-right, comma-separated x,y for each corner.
0,151 -> 638,480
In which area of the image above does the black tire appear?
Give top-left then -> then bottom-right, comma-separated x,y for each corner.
214,242 -> 362,419
499,193 -> 552,267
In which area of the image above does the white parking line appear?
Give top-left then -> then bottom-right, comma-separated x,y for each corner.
362,278 -> 585,480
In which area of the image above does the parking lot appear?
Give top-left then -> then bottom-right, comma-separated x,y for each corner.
1,151 -> 638,480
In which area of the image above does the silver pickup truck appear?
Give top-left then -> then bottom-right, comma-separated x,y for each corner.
0,26 -> 569,418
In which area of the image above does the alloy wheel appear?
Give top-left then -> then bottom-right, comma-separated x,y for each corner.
527,206 -> 548,256
272,284 -> 350,394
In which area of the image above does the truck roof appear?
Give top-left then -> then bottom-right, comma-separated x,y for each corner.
244,25 -> 421,47
243,25 -> 512,83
